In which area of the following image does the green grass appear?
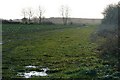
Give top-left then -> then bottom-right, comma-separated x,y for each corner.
2,24 -> 113,79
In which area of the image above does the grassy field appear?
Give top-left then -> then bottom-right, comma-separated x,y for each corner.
2,24 -> 114,79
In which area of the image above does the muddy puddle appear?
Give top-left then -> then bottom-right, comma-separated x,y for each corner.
17,65 -> 49,78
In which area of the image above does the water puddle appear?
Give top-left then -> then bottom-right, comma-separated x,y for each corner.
17,71 -> 48,78
0,43 -> 2,45
17,66 -> 49,78
25,65 -> 37,68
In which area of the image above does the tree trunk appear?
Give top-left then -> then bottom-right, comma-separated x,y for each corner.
39,17 -> 42,24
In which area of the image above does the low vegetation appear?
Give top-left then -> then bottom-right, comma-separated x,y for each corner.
2,23 -> 119,79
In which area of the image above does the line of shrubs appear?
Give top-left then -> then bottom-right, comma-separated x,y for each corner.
2,20 -> 54,25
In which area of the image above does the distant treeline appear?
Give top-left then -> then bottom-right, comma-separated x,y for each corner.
1,19 -> 54,25
2,20 -> 21,24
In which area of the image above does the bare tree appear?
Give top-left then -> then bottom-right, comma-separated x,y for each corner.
60,5 -> 70,25
60,5 -> 65,24
21,9 -> 28,24
21,9 -> 27,18
27,8 -> 34,23
37,6 -> 45,24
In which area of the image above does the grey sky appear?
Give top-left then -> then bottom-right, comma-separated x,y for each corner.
0,0 -> 119,19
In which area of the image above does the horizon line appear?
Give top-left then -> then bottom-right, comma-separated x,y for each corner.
0,17 -> 103,20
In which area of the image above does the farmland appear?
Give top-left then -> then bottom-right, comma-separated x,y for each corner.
2,24 -> 116,79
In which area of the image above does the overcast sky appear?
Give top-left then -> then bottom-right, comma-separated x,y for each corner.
0,0 -> 119,19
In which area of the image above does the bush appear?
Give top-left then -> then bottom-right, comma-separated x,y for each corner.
94,3 -> 119,71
